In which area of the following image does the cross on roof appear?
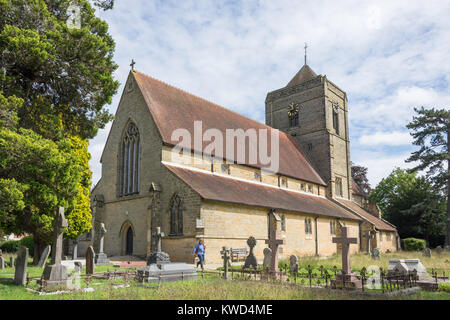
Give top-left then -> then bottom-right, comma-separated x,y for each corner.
332,226 -> 358,274
130,59 -> 136,71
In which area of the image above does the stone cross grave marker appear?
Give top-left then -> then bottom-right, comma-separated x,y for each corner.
423,248 -> 432,258
362,231 -> 372,254
289,255 -> 299,274
153,227 -> 165,253
220,246 -> 231,279
243,236 -> 258,269
14,246 -> 28,285
38,245 -> 51,268
95,223 -> 109,265
263,248 -> 272,272
85,246 -> 95,275
43,207 -> 69,286
332,226 -> 357,275
265,230 -> 285,273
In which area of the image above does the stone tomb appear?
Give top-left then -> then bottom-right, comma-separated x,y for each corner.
137,227 -> 197,283
387,259 -> 429,280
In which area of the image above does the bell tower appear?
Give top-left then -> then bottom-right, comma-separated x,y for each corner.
265,63 -> 352,199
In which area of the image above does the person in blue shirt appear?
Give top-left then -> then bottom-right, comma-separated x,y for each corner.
192,239 -> 206,271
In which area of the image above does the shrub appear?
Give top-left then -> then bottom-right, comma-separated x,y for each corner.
402,238 -> 426,251
20,236 -> 34,256
0,239 -> 20,253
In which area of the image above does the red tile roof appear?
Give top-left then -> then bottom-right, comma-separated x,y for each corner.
133,71 -> 326,186
335,199 -> 396,232
165,164 -> 362,221
287,65 -> 318,87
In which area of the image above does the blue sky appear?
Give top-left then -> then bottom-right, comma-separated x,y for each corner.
88,0 -> 450,188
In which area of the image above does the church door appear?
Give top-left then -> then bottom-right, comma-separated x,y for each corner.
126,227 -> 133,256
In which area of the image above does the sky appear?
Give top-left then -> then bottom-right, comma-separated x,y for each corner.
88,0 -> 450,188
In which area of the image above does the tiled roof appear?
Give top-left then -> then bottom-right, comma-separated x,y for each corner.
165,164 -> 362,221
133,71 -> 326,186
335,198 -> 396,232
287,64 -> 318,87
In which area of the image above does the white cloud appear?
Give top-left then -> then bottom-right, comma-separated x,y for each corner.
359,131 -> 412,146
88,0 -> 450,186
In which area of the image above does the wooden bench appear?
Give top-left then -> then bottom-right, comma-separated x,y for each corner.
230,248 -> 248,262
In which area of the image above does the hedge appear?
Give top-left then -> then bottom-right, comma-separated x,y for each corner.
402,238 -> 426,251
0,236 -> 34,256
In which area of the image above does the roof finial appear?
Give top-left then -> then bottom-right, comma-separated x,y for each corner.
130,59 -> 136,72
304,42 -> 308,65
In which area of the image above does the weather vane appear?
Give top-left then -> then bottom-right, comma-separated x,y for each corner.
304,43 -> 308,65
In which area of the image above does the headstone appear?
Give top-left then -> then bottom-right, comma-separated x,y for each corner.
387,259 -> 429,280
38,245 -> 51,268
94,223 -> 109,265
371,248 -> 380,260
72,238 -> 78,260
0,250 -> 4,270
9,257 -> 14,268
445,245 -> 450,251
74,261 -> 83,273
220,246 -> 231,279
262,248 -> 272,271
264,230 -> 285,273
138,226 -> 198,283
331,226 -> 362,289
243,236 -> 258,269
422,248 -> 432,258
435,246 -> 443,255
42,207 -> 70,287
289,255 -> 299,274
14,246 -> 28,285
362,231 -> 372,254
85,246 -> 95,275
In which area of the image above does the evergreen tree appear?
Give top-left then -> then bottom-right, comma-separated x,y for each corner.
351,162 -> 371,194
406,107 -> 450,246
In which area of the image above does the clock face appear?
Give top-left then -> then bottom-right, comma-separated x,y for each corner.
287,102 -> 299,119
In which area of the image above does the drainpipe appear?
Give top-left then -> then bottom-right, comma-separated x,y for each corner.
314,216 -> 319,256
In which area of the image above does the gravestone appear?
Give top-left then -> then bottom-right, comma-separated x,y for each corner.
9,257 -> 14,268
422,248 -> 432,258
0,250 -> 4,270
243,236 -> 258,269
14,246 -> 28,285
265,230 -> 285,273
262,248 -> 272,271
220,246 -> 231,279
94,223 -> 109,265
387,259 -> 429,280
435,246 -> 443,255
74,261 -> 83,273
138,226 -> 197,283
85,246 -> 95,275
371,248 -> 380,260
38,245 -> 51,268
42,207 -> 70,287
331,226 -> 362,289
445,245 -> 450,251
362,231 -> 372,254
289,255 -> 299,274
72,238 -> 79,260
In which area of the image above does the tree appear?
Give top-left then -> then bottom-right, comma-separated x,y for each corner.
369,168 -> 446,247
406,107 -> 450,246
351,162 -> 371,194
0,0 -> 119,140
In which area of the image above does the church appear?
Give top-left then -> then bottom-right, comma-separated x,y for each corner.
89,61 -> 399,264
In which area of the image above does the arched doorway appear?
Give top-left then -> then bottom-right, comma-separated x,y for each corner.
126,226 -> 133,255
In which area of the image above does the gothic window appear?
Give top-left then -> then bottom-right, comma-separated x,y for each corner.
169,194 -> 183,235
305,218 -> 312,234
119,122 -> 140,196
289,113 -> 299,127
281,215 -> 286,231
335,177 -> 343,197
330,221 -> 336,235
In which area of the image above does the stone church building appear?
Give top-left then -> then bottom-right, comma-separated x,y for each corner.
89,62 -> 399,264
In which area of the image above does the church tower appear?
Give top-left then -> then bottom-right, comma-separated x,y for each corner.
265,62 -> 352,199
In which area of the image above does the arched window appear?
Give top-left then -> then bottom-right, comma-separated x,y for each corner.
169,194 -> 183,235
119,122 -> 140,196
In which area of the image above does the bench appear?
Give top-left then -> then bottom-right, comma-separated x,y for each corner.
230,247 -> 248,262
